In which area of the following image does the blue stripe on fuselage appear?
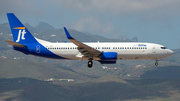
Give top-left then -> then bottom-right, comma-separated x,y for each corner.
14,43 -> 68,59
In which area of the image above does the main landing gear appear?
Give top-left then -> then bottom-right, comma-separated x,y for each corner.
155,60 -> 158,66
88,60 -> 93,68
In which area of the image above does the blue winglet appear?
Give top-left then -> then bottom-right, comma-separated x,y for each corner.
64,27 -> 74,39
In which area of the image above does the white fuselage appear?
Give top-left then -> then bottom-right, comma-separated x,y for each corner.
39,42 -> 174,60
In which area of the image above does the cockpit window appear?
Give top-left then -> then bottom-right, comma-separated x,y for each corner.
161,47 -> 167,49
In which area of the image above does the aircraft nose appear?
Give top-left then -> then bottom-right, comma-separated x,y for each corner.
167,49 -> 174,56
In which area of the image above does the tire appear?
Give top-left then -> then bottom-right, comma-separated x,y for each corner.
88,61 -> 93,68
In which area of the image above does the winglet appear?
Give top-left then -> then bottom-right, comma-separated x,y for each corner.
64,27 -> 74,39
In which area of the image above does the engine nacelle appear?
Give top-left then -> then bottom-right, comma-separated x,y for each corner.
101,52 -> 117,61
100,52 -> 117,64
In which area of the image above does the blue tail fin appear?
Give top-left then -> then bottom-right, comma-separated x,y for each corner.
7,13 -> 38,44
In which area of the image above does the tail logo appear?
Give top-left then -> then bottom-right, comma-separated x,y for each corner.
13,27 -> 26,42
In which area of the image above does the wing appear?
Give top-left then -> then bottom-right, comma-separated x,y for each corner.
64,27 -> 101,59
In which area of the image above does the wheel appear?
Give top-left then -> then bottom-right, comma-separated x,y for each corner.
88,60 -> 93,68
155,62 -> 158,66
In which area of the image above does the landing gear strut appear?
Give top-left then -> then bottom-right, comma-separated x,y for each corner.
155,60 -> 158,66
88,60 -> 93,68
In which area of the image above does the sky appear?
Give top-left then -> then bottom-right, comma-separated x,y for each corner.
0,0 -> 180,49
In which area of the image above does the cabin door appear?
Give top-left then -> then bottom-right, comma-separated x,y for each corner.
152,46 -> 156,53
36,45 -> 40,53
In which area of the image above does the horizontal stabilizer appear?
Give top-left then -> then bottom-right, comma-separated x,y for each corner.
5,40 -> 26,47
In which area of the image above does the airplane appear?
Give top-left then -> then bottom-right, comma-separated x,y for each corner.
6,13 -> 174,68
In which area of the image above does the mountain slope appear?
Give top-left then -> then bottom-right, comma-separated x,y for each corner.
22,78 -> 180,101
35,22 -> 55,32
